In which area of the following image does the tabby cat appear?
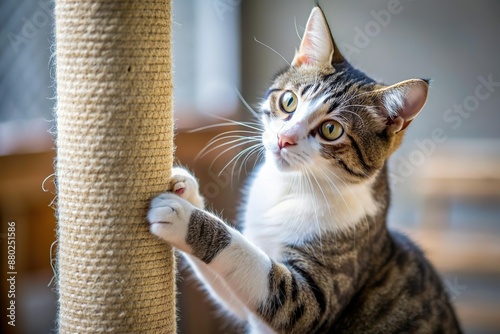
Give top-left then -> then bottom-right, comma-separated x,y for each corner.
148,7 -> 462,334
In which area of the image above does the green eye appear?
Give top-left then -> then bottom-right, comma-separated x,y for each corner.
319,120 -> 344,141
280,91 -> 298,113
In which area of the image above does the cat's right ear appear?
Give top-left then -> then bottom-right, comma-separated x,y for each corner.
376,79 -> 429,133
292,7 -> 343,67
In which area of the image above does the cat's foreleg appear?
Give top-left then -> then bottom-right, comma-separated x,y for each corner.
148,194 -> 270,308
160,167 -> 250,319
184,255 -> 250,320
148,196 -> 333,333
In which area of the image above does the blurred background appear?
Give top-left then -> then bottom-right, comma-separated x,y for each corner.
1,0 -> 499,333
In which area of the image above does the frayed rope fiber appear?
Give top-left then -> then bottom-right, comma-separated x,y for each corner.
55,0 -> 175,332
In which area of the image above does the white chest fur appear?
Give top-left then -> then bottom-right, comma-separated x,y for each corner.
242,161 -> 379,260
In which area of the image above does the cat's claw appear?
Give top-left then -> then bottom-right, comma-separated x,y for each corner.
167,167 -> 205,209
148,167 -> 204,249
173,182 -> 186,195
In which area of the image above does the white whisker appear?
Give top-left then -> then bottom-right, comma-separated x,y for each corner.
254,37 -> 296,72
294,16 -> 303,41
197,136 -> 260,160
188,122 -> 262,133
195,113 -> 264,132
253,147 -> 266,169
219,143 -> 263,177
204,131 -> 261,150
341,90 -> 374,104
335,108 -> 366,126
209,141 -> 262,171
236,148 -> 260,177
234,87 -> 260,117
238,145 -> 264,176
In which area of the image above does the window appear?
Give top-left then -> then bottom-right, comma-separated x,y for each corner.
172,0 -> 240,128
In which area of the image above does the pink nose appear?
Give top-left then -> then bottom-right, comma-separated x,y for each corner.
278,134 -> 298,149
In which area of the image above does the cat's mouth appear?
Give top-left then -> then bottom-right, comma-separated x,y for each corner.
274,150 -> 290,168
264,143 -> 291,170
270,146 -> 306,171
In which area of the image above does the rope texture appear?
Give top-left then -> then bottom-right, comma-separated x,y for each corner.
55,1 -> 175,332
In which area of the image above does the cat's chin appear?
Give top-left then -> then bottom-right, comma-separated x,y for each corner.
270,155 -> 301,173
261,148 -> 297,172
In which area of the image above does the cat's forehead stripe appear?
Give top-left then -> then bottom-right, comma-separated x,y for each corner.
301,84 -> 313,96
311,82 -> 322,95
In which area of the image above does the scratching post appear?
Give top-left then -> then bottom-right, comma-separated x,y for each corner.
54,0 -> 175,332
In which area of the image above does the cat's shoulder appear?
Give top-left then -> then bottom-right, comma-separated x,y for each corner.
388,228 -> 436,272
389,229 -> 426,255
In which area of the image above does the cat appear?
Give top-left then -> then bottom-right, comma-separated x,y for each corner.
148,6 -> 462,334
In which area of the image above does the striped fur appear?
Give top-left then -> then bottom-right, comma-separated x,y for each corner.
148,6 -> 461,334
186,210 -> 232,264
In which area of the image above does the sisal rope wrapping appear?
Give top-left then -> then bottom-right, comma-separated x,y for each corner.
55,0 -> 175,332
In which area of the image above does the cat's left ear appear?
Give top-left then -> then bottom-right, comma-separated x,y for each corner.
292,7 -> 344,67
376,79 -> 429,133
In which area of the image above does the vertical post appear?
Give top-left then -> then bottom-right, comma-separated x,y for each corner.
54,0 -> 176,332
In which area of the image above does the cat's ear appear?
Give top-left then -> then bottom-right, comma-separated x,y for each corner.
377,79 -> 429,133
292,7 -> 344,67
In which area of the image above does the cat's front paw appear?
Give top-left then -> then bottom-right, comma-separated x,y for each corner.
168,167 -> 205,209
147,193 -> 194,251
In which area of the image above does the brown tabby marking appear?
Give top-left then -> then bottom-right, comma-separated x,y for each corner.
186,210 -> 231,264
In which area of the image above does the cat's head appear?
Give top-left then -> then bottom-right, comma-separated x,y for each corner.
260,7 -> 428,183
